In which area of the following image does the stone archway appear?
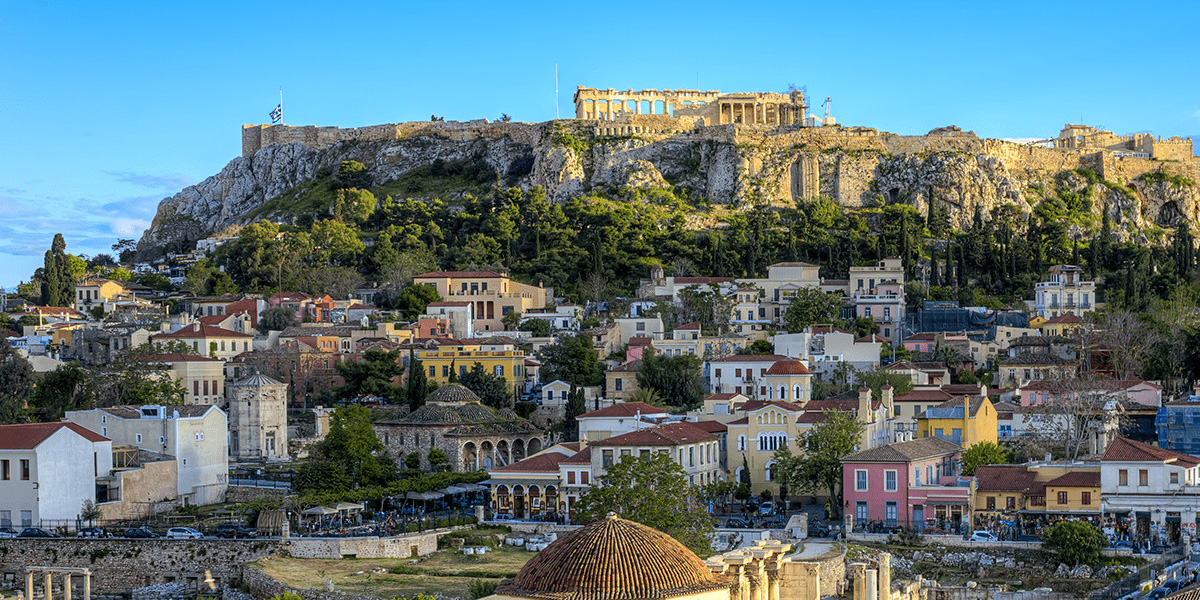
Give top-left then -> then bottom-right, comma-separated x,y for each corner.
462,442 -> 478,471
528,485 -> 541,516
496,440 -> 510,467
481,440 -> 494,470
512,439 -> 526,463
512,485 -> 526,519
545,485 -> 559,519
527,437 -> 543,454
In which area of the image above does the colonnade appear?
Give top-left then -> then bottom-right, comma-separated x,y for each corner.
719,102 -> 801,125
24,568 -> 91,600
578,98 -> 692,121
706,540 -> 792,600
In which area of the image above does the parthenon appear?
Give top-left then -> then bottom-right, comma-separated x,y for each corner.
573,86 -> 809,126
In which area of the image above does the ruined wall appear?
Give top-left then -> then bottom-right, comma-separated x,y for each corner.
0,539 -> 279,592
284,531 -> 441,559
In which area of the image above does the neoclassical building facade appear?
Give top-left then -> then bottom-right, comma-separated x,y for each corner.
372,384 -> 545,471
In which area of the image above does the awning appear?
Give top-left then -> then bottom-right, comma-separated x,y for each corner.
405,491 -> 445,501
334,502 -> 364,512
302,506 -> 337,516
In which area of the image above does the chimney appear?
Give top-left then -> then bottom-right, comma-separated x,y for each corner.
881,384 -> 894,418
858,387 -> 872,423
979,382 -> 987,398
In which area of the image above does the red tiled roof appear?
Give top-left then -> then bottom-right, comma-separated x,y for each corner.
154,323 -> 252,339
842,437 -> 960,462
1102,437 -> 1200,466
854,335 -> 882,343
146,353 -> 221,363
562,445 -> 593,465
491,451 -> 572,474
675,322 -> 701,330
709,354 -> 788,363
727,417 -> 749,425
764,360 -> 811,375
1045,313 -> 1082,325
578,402 -> 668,419
1044,471 -> 1101,487
811,326 -> 849,335
0,422 -> 108,449
894,390 -> 955,403
795,412 -> 830,424
906,333 -> 937,341
608,360 -> 643,373
689,420 -> 728,433
599,422 -> 717,447
415,271 -> 506,279
496,515 -> 727,600
628,336 -> 654,347
974,465 -> 1038,492
705,393 -> 743,401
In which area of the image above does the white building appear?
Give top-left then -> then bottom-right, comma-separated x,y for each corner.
847,258 -> 906,343
66,405 -> 228,506
421,301 -> 475,339
589,421 -> 722,486
775,328 -> 881,379
576,402 -> 673,444
521,304 -> 582,331
1034,265 -> 1096,319
0,422 -> 112,528
1100,437 -> 1200,542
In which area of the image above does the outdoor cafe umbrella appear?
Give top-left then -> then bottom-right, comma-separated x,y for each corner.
302,506 -> 338,515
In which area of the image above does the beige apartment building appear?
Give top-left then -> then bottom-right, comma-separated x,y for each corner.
412,271 -> 548,332
152,353 -> 226,405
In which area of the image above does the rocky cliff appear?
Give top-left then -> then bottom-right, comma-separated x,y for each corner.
139,120 -> 1200,251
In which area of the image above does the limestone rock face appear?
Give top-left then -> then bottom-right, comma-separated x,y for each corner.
138,120 -> 1200,252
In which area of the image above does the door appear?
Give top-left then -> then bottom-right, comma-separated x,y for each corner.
913,505 -> 925,530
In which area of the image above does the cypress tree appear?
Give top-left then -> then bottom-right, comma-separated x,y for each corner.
448,359 -> 458,383
406,350 -> 427,410
929,248 -> 940,287
41,233 -> 69,307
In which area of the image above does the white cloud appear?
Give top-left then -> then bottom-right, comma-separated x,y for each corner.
111,218 -> 151,238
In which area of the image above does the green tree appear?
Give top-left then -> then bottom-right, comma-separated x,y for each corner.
31,363 -> 96,422
406,352 -> 428,410
296,405 -> 396,493
93,344 -> 188,407
518,318 -> 552,337
574,452 -> 715,557
336,350 -> 403,401
337,160 -> 371,189
635,353 -> 704,409
960,441 -> 1008,475
183,259 -> 239,296
626,388 -> 665,406
428,448 -> 448,472
257,306 -> 299,334
782,288 -> 844,333
739,339 -> 775,355
311,219 -> 364,266
333,188 -> 378,223
770,444 -> 805,511
394,283 -> 442,319
564,385 -> 586,440
0,344 -> 36,423
1042,521 -> 1105,566
459,362 -> 512,409
856,368 -> 914,397
41,233 -> 71,307
796,410 -> 864,517
540,333 -> 604,387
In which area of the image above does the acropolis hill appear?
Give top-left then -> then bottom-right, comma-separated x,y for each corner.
141,86 -> 1198,250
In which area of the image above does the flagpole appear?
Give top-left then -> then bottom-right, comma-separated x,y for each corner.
554,64 -> 559,120
279,86 -> 284,125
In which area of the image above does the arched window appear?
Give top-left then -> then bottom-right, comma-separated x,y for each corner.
795,385 -> 803,400
738,435 -> 746,452
765,461 -> 777,482
779,385 -> 787,400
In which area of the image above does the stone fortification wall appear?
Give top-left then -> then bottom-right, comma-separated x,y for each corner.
0,539 -> 279,593
284,531 -> 441,559
224,485 -> 291,504
241,121 -> 539,157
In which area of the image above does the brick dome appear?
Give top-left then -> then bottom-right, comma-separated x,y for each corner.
425,383 -> 480,405
496,514 -> 727,600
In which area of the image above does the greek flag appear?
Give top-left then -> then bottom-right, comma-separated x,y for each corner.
269,104 -> 282,124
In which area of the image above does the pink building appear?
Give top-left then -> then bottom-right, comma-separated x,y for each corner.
903,332 -> 936,354
841,437 -> 970,533
1016,378 -> 1163,408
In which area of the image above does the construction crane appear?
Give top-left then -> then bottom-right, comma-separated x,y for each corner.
823,97 -> 832,120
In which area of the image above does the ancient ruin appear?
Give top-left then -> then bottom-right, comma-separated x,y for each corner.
571,87 -> 809,127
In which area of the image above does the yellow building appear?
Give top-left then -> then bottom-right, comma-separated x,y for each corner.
604,360 -> 641,402
412,270 -> 548,333
916,395 -> 997,448
1038,313 -> 1083,337
974,463 -> 1100,531
74,279 -> 131,313
152,323 -> 253,361
726,400 -> 807,494
153,353 -> 228,405
418,348 -> 527,395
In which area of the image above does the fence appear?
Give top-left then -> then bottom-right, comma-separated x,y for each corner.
1090,548 -> 1186,600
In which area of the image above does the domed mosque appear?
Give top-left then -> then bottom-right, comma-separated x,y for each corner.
485,514 -> 850,600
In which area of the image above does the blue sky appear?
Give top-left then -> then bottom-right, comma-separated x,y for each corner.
2,0 -> 1199,289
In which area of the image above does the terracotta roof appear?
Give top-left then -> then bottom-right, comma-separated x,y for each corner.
415,270 -> 506,279
145,353 -> 222,363
854,335 -> 882,343
764,360 -> 811,375
578,402 -> 667,419
674,277 -> 733,284
974,465 -> 1039,492
740,400 -> 804,413
794,412 -> 830,424
709,354 -> 788,363
492,451 -> 572,474
726,417 -> 749,425
154,323 -> 252,339
882,360 -> 918,371
562,445 -> 593,465
496,514 -> 727,600
0,422 -> 109,449
1045,313 -> 1082,325
842,437 -> 961,463
598,422 -> 717,447
689,421 -> 728,433
1044,471 -> 1101,488
804,398 -> 881,412
705,393 -> 743,401
608,360 -> 643,373
627,336 -> 654,347
894,390 -> 955,403
1102,437 -> 1200,466
811,326 -> 849,335
674,322 -> 701,330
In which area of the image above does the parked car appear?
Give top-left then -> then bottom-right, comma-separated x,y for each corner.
808,522 -> 830,537
1160,581 -> 1186,593
968,530 -> 998,542
0,527 -> 18,538
123,527 -> 159,539
215,523 -> 255,539
725,518 -> 751,529
18,527 -> 57,538
1147,588 -> 1172,600
77,527 -> 113,538
166,527 -> 204,540
758,502 -> 775,516
490,514 -> 514,522
1110,540 -> 1133,549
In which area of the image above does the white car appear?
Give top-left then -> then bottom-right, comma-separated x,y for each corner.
968,530 -> 998,542
165,527 -> 204,540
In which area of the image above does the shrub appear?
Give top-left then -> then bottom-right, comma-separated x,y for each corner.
1042,520 -> 1104,566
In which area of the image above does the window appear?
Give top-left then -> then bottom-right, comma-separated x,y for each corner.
442,365 -> 449,377
602,450 -> 613,467
986,496 -> 995,510
1081,491 -> 1092,505
1171,472 -> 1179,484
494,365 -> 504,377
567,471 -> 576,485
737,436 -> 746,452
0,460 -> 7,480
1119,469 -> 1128,486
159,436 -> 165,444
1057,491 -> 1068,505
135,433 -> 143,443
195,432 -> 204,441
20,459 -> 30,480
1139,469 -> 1148,486
615,379 -> 623,391
884,501 -> 898,526
429,366 -> 436,378
885,470 -> 897,491
855,501 -> 868,523
689,447 -> 694,467
855,469 -> 868,491
913,467 -> 920,486
636,322 -> 645,331
1006,496 -> 1016,510
581,471 -> 589,484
